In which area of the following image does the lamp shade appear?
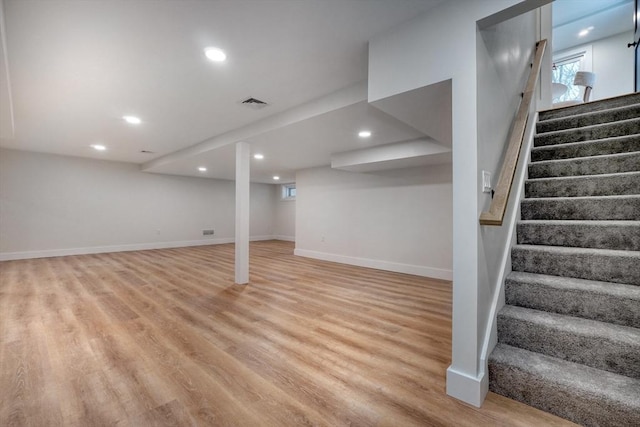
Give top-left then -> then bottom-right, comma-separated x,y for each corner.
574,71 -> 596,88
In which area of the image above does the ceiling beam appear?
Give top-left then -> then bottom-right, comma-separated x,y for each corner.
142,80 -> 367,172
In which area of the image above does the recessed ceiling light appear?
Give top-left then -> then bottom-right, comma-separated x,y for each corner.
254,153 -> 264,160
578,26 -> 594,37
273,176 -> 280,180
358,130 -> 372,138
198,167 -> 207,172
204,47 -> 227,62
91,144 -> 106,151
123,115 -> 141,125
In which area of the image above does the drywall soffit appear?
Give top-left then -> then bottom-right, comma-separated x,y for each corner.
331,138 -> 451,173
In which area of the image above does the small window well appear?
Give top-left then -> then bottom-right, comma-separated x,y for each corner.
281,183 -> 296,200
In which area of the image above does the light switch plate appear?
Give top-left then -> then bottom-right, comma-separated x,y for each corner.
482,170 -> 492,193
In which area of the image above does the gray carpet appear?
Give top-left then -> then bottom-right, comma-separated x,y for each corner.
488,93 -> 640,426
528,151 -> 640,178
530,134 -> 640,162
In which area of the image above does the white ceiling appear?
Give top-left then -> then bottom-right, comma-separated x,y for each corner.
0,0 -> 447,183
147,100 -> 431,183
552,0 -> 634,52
11,1 -> 627,184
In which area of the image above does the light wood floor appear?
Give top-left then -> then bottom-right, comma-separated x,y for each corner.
0,240 -> 575,426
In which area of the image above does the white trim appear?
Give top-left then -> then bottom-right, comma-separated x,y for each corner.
446,366 -> 486,408
0,235 -> 282,261
293,248 -> 452,280
272,235 -> 295,242
249,235 -> 277,242
478,111 -> 538,386
0,239 -> 229,261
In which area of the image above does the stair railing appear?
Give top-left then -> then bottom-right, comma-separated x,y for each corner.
479,39 -> 547,226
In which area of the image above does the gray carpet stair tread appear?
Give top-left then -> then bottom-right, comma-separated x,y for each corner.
528,152 -> 640,178
520,195 -> 640,220
538,92 -> 640,121
516,220 -> 640,251
530,134 -> 640,162
497,305 -> 640,378
537,104 -> 640,134
534,117 -> 640,147
505,271 -> 640,328
524,171 -> 640,198
511,244 -> 640,285
489,343 -> 640,427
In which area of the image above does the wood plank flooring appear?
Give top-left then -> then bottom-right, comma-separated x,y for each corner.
0,240 -> 576,426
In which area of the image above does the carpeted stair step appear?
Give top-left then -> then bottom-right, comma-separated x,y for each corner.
537,104 -> 640,134
505,271 -> 640,328
497,305 -> 640,378
492,92 -> 640,425
534,117 -> 640,147
511,244 -> 640,285
520,195 -> 640,220
517,220 -> 640,251
538,91 -> 640,121
505,272 -> 640,328
530,134 -> 640,162
488,343 -> 640,427
525,171 -> 640,198
528,152 -> 640,178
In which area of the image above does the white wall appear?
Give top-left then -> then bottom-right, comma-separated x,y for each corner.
294,164 -> 452,280
274,188 -> 295,241
368,0 -> 550,407
0,148 -> 277,259
554,31 -> 635,101
476,6 -> 538,395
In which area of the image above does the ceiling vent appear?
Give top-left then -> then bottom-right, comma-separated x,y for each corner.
240,97 -> 269,110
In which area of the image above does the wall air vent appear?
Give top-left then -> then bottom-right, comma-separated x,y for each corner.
240,97 -> 269,110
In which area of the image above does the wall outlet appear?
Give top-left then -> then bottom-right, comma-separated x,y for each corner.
203,229 -> 214,236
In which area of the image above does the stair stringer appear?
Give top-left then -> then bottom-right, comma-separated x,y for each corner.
477,111 -> 539,400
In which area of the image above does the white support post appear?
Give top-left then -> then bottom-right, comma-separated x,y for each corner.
235,141 -> 250,284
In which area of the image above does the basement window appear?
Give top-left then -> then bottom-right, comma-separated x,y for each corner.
281,184 -> 296,200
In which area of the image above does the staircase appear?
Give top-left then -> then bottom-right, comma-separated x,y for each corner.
488,92 -> 640,426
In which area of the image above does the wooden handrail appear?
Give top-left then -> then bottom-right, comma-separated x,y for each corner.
480,39 -> 547,226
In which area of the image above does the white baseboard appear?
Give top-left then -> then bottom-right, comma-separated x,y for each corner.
0,235 -> 281,261
293,248 -> 452,280
446,366 -> 487,407
249,235 -> 278,242
272,235 -> 295,242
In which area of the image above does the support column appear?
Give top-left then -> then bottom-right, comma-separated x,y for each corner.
235,141 -> 250,284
